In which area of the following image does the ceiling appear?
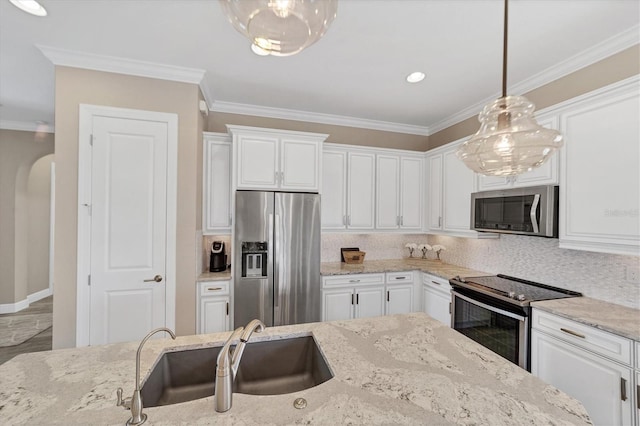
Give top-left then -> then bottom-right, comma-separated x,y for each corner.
1,0 -> 638,135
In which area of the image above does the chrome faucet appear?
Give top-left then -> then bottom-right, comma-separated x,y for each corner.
214,319 -> 265,412
117,327 -> 176,426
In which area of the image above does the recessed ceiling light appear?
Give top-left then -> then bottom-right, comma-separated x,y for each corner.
406,72 -> 425,83
251,43 -> 270,56
9,0 -> 47,17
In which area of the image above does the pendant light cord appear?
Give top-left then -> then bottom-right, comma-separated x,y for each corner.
502,0 -> 508,98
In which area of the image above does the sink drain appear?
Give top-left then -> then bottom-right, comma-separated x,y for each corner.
293,398 -> 307,409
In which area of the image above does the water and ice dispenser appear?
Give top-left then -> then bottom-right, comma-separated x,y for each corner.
241,241 -> 268,277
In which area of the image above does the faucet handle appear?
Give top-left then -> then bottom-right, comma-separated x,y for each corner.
116,387 -> 132,410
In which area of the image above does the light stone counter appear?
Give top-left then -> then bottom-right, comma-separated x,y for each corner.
533,297 -> 640,341
321,259 -> 490,281
198,270 -> 232,282
0,313 -> 590,425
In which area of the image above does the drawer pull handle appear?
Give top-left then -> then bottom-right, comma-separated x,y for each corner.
636,384 -> 639,409
395,276 -> 406,280
207,287 -> 223,291
621,378 -> 627,402
349,279 -> 360,283
387,291 -> 390,302
431,281 -> 441,286
560,328 -> 585,339
226,302 -> 229,316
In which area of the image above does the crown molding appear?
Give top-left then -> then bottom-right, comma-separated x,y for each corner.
38,45 -> 206,84
210,101 -> 430,136
428,25 -> 640,134
0,120 -> 54,133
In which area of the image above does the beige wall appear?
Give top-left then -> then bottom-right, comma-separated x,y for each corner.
207,112 -> 428,151
53,67 -> 200,349
27,154 -> 54,295
0,130 -> 54,306
428,45 -> 640,149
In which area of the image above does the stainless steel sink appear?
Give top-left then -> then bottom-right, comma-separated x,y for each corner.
141,336 -> 333,407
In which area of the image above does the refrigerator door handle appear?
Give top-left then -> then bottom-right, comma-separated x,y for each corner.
274,213 -> 282,310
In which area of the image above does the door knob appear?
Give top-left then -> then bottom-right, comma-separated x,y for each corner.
144,275 -> 163,283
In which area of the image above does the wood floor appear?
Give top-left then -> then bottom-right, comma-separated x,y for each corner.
0,296 -> 53,365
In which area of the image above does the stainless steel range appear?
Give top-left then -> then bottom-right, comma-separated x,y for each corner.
449,274 -> 582,371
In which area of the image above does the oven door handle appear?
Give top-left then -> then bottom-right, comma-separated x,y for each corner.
530,194 -> 540,234
452,291 -> 527,322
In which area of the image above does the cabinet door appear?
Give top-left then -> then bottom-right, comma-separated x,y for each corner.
322,288 -> 353,322
355,286 -> 385,319
426,154 -> 443,230
513,116 -> 559,188
236,134 -> 279,189
376,155 -> 400,229
422,285 -> 451,326
321,150 -> 347,230
531,330 -> 633,426
200,297 -> 230,334
559,85 -> 639,256
477,175 -> 511,191
203,138 -> 231,234
386,285 -> 413,315
347,152 -> 376,229
280,138 -> 320,191
400,157 -> 423,229
442,147 -> 476,232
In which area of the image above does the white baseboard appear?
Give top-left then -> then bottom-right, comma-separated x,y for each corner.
0,288 -> 53,314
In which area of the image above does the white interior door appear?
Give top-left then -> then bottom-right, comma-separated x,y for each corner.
89,115 -> 169,345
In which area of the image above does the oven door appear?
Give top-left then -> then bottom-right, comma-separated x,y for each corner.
451,290 -> 529,370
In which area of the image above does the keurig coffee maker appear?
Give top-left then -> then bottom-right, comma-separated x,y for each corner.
209,241 -> 227,272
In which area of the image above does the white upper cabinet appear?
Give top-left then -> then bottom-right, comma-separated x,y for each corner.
476,116 -> 560,191
426,140 -> 496,238
376,154 -> 423,230
229,125 -> 327,192
558,77 -> 639,256
203,132 -> 232,234
321,147 -> 375,230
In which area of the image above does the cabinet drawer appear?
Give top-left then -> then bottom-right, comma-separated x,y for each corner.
386,271 -> 414,284
532,309 -> 632,366
422,273 -> 451,292
198,280 -> 230,296
322,273 -> 384,288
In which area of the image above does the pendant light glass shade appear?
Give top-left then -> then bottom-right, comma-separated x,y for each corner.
456,0 -> 563,176
219,0 -> 338,57
457,96 -> 563,176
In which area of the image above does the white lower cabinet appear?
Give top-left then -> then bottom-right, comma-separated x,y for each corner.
531,309 -> 634,425
196,281 -> 230,334
385,271 -> 415,315
421,273 -> 451,326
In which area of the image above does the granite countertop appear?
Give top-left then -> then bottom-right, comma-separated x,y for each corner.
198,270 -> 232,282
533,297 -> 640,341
0,313 -> 590,425
321,258 -> 490,281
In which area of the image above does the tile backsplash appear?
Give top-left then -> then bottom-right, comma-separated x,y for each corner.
321,233 -> 429,262
427,234 -> 640,309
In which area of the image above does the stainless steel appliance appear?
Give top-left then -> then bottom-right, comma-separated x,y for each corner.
234,191 -> 321,327
471,185 -> 559,237
209,241 -> 227,272
450,274 -> 581,371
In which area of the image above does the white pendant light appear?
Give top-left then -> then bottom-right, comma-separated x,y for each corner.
457,0 -> 563,177
219,0 -> 338,57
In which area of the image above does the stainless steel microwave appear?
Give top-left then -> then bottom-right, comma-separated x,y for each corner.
471,185 -> 559,237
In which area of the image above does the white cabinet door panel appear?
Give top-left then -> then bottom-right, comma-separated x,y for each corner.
427,154 -> 443,230
422,285 -> 451,326
203,136 -> 231,233
322,150 -> 347,230
355,286 -> 385,319
280,138 -> 319,191
386,285 -> 413,315
200,297 -> 229,334
237,135 -> 279,189
347,152 -> 376,229
322,289 -> 353,322
376,155 -> 400,229
400,157 -> 423,229
443,149 -> 475,231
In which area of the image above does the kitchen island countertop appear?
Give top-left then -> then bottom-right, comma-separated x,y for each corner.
0,313 -> 590,425
321,258 -> 490,281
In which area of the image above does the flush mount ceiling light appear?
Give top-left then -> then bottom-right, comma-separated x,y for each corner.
406,72 -> 425,83
457,0 -> 563,177
219,0 -> 338,57
9,0 -> 47,16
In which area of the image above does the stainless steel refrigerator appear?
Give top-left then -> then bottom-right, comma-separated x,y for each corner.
234,191 -> 321,327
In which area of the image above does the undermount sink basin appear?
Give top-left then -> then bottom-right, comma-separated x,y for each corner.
141,335 -> 333,407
